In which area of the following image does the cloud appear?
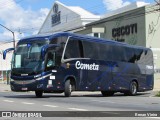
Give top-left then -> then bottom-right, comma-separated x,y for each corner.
0,31 -> 24,42
103,0 -> 131,11
0,0 -> 49,41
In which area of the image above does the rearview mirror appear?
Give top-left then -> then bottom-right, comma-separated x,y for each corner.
3,48 -> 15,60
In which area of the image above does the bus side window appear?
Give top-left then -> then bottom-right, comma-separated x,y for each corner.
83,41 -> 99,59
64,38 -> 81,59
126,48 -> 135,63
78,40 -> 84,58
50,36 -> 68,45
144,49 -> 153,65
112,45 -> 125,62
98,43 -> 113,61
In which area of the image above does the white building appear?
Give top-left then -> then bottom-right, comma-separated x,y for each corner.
0,43 -> 13,71
38,1 -> 100,34
0,42 -> 13,81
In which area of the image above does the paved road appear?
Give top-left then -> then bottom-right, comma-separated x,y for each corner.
0,91 -> 159,110
0,91 -> 160,120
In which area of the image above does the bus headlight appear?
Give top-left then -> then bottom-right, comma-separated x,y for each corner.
10,79 -> 14,82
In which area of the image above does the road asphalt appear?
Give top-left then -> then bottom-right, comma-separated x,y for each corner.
0,82 -> 159,97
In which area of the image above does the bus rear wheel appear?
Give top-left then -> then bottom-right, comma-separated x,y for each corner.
35,91 -> 43,98
101,91 -> 114,96
129,81 -> 138,95
125,81 -> 138,96
64,80 -> 72,97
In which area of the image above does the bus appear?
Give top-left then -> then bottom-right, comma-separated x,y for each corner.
3,32 -> 154,97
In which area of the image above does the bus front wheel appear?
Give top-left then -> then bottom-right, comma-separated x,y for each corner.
35,91 -> 43,98
64,80 -> 72,97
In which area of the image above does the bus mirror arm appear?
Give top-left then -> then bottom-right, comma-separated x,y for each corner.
3,48 -> 15,60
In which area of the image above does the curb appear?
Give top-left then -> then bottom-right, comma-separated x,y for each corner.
0,83 -> 11,92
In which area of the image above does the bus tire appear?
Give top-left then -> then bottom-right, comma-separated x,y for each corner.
35,91 -> 43,98
64,80 -> 72,97
101,91 -> 114,96
125,81 -> 137,96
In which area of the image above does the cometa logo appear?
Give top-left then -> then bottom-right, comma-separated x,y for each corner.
75,61 -> 99,71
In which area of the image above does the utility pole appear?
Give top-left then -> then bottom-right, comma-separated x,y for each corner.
155,0 -> 160,5
0,24 -> 15,84
0,24 -> 15,48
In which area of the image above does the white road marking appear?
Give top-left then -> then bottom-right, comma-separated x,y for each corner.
91,99 -> 149,108
68,108 -> 88,111
101,111 -> 120,115
147,117 -> 160,119
3,100 -> 14,103
91,100 -> 115,103
43,105 -> 58,108
22,102 -> 35,105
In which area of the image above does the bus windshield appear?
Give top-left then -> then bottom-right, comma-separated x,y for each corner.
12,40 -> 49,75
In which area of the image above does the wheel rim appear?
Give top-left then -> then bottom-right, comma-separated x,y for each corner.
69,84 -> 72,93
131,83 -> 137,94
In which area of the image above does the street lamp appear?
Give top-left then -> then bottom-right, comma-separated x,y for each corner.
0,23 -> 15,48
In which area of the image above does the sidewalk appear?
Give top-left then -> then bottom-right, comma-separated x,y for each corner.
0,83 -> 11,92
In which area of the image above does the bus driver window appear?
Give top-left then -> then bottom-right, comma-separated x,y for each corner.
46,52 -> 55,68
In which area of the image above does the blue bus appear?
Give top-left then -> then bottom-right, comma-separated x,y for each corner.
3,32 -> 154,97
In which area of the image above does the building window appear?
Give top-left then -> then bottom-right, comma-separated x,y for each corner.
87,33 -> 101,38
51,11 -> 61,26
94,33 -> 100,38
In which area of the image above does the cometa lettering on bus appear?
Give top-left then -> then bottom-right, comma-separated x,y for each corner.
75,61 -> 99,71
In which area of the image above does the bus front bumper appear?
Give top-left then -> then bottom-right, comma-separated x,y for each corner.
10,80 -> 44,91
10,79 -> 63,92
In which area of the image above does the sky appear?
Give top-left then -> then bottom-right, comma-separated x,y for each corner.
0,0 -> 156,42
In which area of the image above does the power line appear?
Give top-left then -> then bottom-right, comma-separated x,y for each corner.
1,1 -> 157,33
0,1 -> 116,32
0,2 -> 159,45
154,0 -> 160,5
38,4 -> 159,33
2,4 -> 160,34
19,4 -> 158,33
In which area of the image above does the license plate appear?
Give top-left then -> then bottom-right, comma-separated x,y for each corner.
22,88 -> 28,90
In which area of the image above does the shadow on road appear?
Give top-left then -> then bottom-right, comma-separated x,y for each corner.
3,91 -> 152,99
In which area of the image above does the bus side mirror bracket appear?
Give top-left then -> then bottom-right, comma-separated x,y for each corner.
3,48 -> 15,60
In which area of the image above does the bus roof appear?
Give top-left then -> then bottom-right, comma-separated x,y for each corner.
19,32 -> 149,50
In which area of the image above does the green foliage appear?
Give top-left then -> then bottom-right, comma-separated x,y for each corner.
155,91 -> 160,97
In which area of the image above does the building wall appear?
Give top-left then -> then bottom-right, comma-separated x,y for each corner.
39,3 -> 82,34
145,5 -> 160,90
77,7 -> 146,46
0,42 -> 13,82
0,42 -> 13,71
